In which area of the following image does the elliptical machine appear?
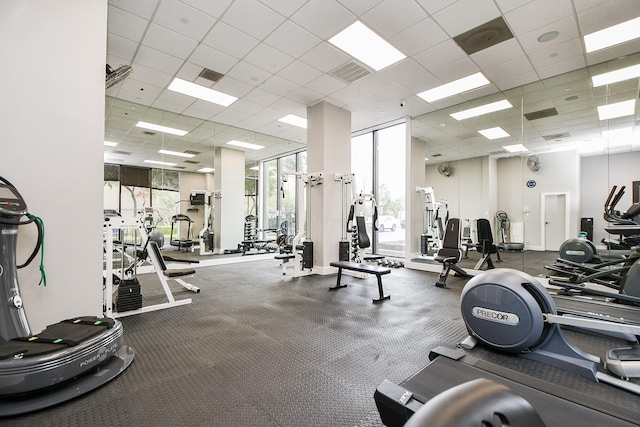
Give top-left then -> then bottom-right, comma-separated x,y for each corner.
0,176 -> 134,416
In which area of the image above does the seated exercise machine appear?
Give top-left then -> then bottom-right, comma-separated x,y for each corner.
459,268 -> 640,394
104,216 -> 199,317
274,171 -> 323,277
416,186 -> 447,256
0,176 -> 134,416
434,218 -> 470,288
474,218 -> 501,270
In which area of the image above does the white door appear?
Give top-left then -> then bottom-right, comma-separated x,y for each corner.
544,193 -> 566,251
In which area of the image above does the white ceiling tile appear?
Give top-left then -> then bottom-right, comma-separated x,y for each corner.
471,38 -> 526,70
493,70 -> 540,91
260,75 -> 300,95
299,43 -> 352,73
127,63 -> 173,89
244,43 -> 294,74
505,0 -> 573,36
226,61 -> 273,87
264,21 -> 322,59
189,44 -> 238,74
413,39 -> 466,72
203,22 -> 260,59
336,0 -> 384,16
107,33 -> 139,62
134,45 -> 184,75
537,56 -> 587,79
290,0 -> 356,39
585,40 -> 640,66
433,0 -> 500,37
431,56 -> 480,82
109,0 -> 159,19
258,0 -> 309,17
305,74 -> 348,96
278,61 -> 323,86
362,0 -> 428,37
108,5 -> 148,41
528,38 -> 583,69
494,0 -> 535,13
577,0 -> 640,34
221,0 -> 286,40
391,18 -> 449,56
484,55 -> 535,82
517,16 -> 580,54
414,0 -> 457,15
243,88 -> 281,108
142,23 -> 198,60
153,0 -> 217,40
180,0 -> 233,18
212,76 -> 255,98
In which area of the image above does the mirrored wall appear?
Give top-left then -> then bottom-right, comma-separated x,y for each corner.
408,52 -> 640,277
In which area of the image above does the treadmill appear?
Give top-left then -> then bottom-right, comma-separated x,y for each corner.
375,347 -> 639,427
0,176 -> 134,417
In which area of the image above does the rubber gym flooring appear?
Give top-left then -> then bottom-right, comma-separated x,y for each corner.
4,255 -> 640,426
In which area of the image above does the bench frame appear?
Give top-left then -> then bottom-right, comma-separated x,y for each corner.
329,261 -> 391,303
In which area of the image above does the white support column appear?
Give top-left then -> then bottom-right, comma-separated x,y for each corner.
214,147 -> 245,253
306,102 -> 351,273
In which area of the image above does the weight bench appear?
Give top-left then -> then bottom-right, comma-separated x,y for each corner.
275,252 -> 296,275
329,261 -> 391,303
149,241 -> 200,293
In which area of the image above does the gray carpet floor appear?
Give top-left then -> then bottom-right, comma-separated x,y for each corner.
4,258 -> 640,426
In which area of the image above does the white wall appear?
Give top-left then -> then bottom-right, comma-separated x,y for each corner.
0,1 -> 107,332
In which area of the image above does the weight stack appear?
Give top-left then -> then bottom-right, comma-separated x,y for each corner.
339,240 -> 349,261
420,234 -> 429,255
303,241 -> 314,268
116,278 -> 142,312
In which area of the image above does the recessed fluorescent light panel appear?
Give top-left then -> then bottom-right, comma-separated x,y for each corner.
584,17 -> 640,53
592,64 -> 640,87
198,167 -> 215,173
478,127 -> 510,140
136,121 -> 188,136
418,72 -> 490,103
158,149 -> 195,158
329,21 -> 406,71
279,114 -> 307,128
597,99 -> 636,120
226,140 -> 264,150
450,99 -> 513,121
249,166 -> 259,171
503,144 -> 528,153
168,77 -> 237,107
104,141 -> 118,147
144,160 -> 177,166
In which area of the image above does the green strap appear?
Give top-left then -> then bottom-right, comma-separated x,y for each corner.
33,215 -> 46,286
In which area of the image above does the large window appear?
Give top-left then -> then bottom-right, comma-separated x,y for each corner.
351,122 -> 406,257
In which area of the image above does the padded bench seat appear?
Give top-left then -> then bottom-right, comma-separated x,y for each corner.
329,261 -> 391,303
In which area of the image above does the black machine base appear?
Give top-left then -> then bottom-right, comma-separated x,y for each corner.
374,347 -> 639,427
0,344 -> 134,417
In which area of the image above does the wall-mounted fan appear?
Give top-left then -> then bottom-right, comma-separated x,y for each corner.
437,164 -> 452,177
106,64 -> 132,89
526,155 -> 541,171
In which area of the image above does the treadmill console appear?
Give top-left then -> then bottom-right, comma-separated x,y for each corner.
0,182 -> 28,216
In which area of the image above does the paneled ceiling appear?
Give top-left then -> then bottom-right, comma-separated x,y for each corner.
105,0 -> 640,172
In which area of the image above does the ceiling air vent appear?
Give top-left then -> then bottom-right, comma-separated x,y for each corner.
184,150 -> 200,155
175,166 -> 186,169
184,160 -> 200,164
330,61 -> 371,84
524,108 -> 558,121
431,153 -> 442,157
489,150 -> 506,155
198,68 -> 224,83
543,132 -> 570,140
141,131 -> 156,136
454,17 -> 514,55
113,150 -> 132,155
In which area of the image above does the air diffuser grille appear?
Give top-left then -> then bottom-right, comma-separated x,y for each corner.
330,61 -> 371,84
